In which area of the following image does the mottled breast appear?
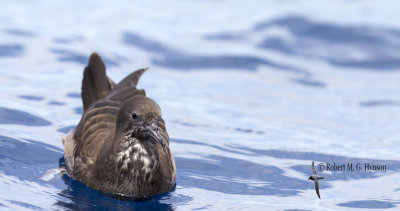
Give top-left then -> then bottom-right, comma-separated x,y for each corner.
114,137 -> 159,195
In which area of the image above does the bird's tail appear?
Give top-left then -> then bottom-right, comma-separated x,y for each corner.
81,53 -> 115,112
105,67 -> 148,102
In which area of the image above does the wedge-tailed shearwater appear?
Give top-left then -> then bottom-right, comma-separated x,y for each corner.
308,161 -> 324,199
62,53 -> 176,198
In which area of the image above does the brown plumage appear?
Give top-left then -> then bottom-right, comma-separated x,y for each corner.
62,53 -> 176,198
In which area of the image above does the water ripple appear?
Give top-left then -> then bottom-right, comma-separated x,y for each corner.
0,44 -> 23,57
124,32 -> 307,73
0,107 -> 51,126
337,200 -> 399,209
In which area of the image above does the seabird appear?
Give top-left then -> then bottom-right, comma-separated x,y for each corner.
308,161 -> 324,199
62,53 -> 176,198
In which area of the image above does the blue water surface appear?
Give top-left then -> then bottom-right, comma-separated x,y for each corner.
1,1 -> 400,210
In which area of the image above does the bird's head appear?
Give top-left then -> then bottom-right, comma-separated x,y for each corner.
308,176 -> 313,180
115,95 -> 168,148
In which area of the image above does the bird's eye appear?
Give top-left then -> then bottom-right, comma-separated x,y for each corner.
132,112 -> 138,119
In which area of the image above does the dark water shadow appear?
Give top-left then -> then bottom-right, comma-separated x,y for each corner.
47,101 -> 65,106
18,95 -> 44,101
53,35 -> 84,44
56,158 -> 190,211
337,200 -> 399,209
4,29 -> 36,37
291,78 -> 326,88
53,38 -> 73,44
74,107 -> 83,115
123,32 -> 308,75
254,15 -> 400,70
49,48 -> 118,67
0,106 -> 51,126
234,127 -> 265,135
66,92 -> 81,98
257,37 -> 294,54
0,44 -> 23,57
204,33 -> 245,41
123,33 -> 173,54
359,100 -> 400,107
153,55 -> 305,73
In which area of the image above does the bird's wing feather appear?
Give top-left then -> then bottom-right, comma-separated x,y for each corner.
314,180 -> 321,199
73,100 -> 121,161
312,161 -> 317,175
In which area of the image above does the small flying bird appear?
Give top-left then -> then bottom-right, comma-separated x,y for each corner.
308,161 -> 324,199
62,53 -> 176,198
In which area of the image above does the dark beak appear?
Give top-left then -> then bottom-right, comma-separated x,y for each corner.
145,122 -> 166,148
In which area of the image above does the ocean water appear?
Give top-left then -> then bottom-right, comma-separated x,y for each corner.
1,0 -> 400,210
